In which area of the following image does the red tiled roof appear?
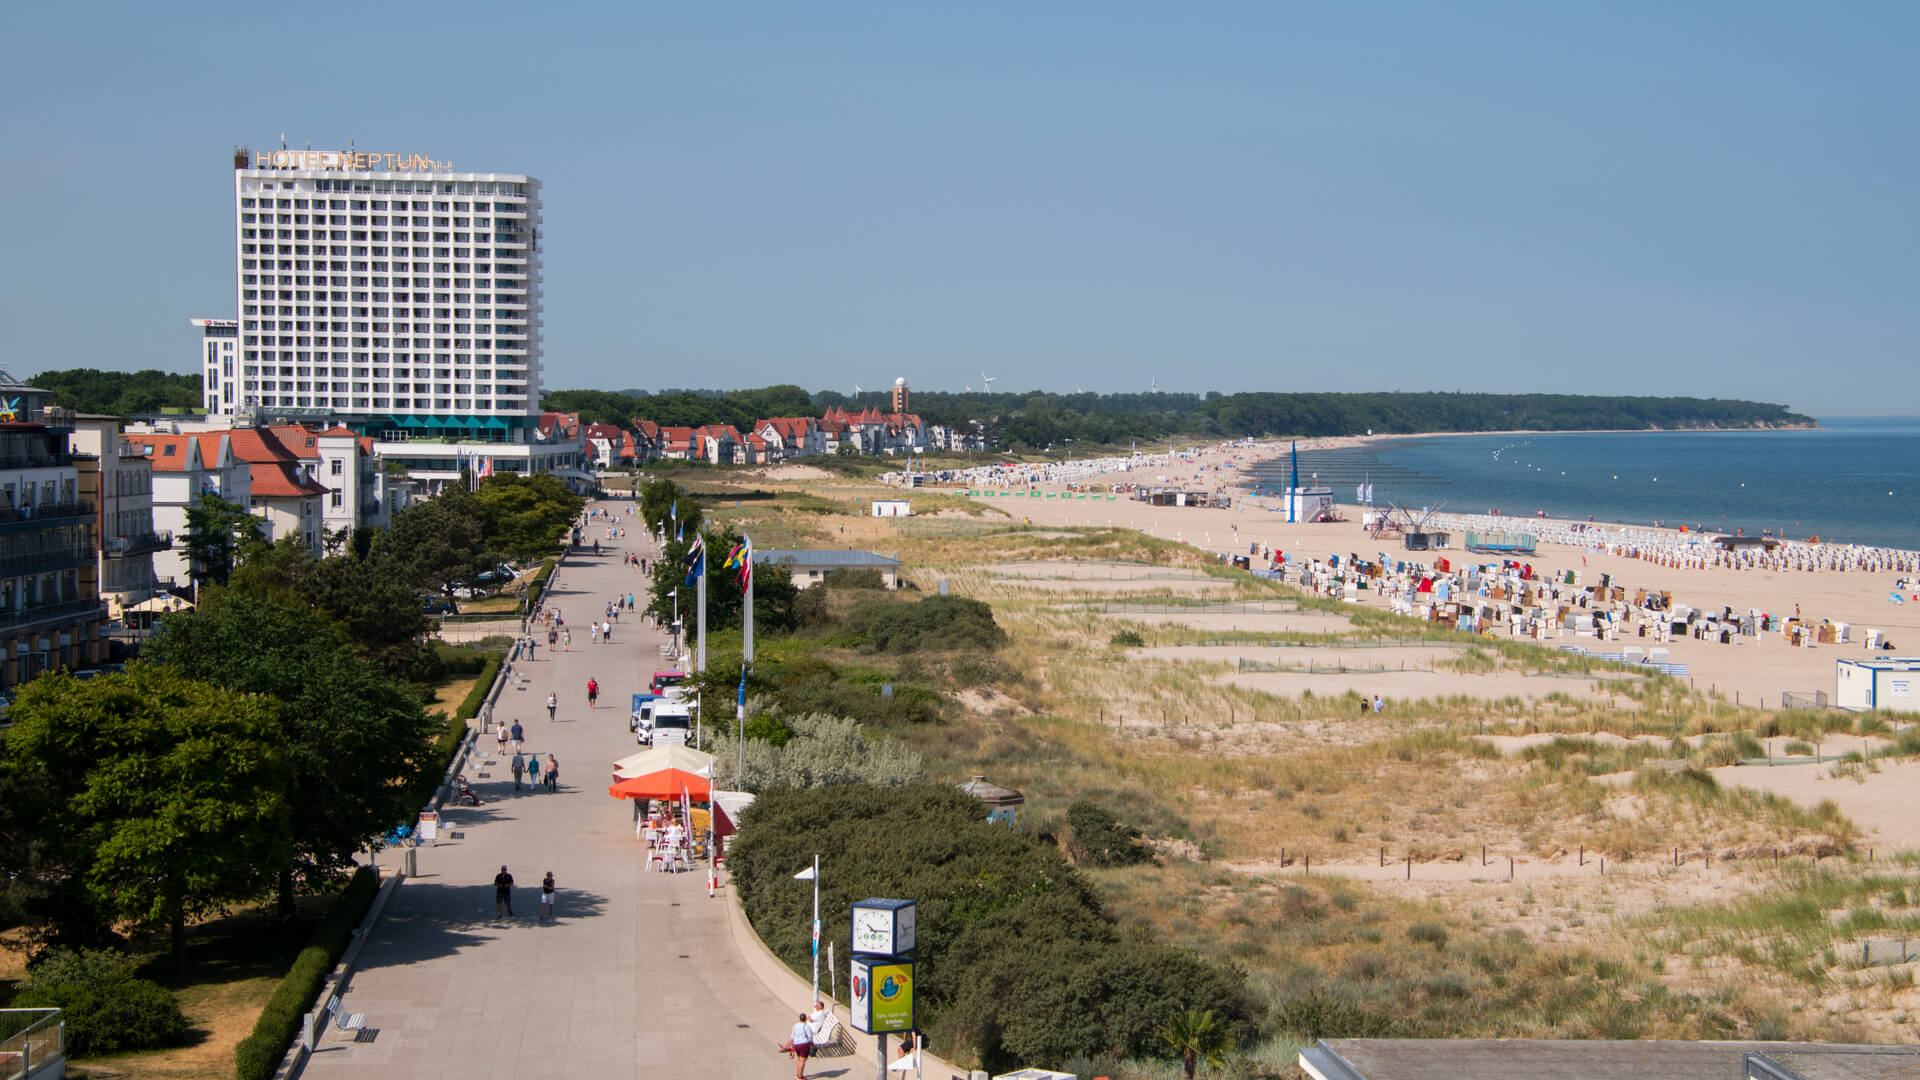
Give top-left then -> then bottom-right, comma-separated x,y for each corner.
265,424 -> 321,459
124,434 -> 198,472
248,462 -> 329,498
319,425 -> 357,437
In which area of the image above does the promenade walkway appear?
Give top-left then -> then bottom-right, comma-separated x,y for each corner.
302,503 -> 877,1080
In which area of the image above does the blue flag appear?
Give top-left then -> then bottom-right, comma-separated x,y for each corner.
683,534 -> 705,588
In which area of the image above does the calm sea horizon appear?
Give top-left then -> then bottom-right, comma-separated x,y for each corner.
1260,417 -> 1920,551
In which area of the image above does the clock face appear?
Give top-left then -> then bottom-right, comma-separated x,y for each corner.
853,908 -> 892,952
896,905 -> 915,952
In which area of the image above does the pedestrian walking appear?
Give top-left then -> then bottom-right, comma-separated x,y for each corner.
587,678 -> 599,708
525,634 -> 537,660
528,754 -> 542,788
601,620 -> 612,643
510,719 -> 525,751
545,754 -> 558,792
783,1013 -> 815,1079
548,626 -> 558,649
540,871 -> 556,919
1372,694 -> 1383,714
497,721 -> 510,753
562,628 -> 571,650
590,623 -> 600,645
511,750 -> 526,790
546,692 -> 558,722
494,865 -> 515,917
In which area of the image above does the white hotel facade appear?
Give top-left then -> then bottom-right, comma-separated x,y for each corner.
211,147 -> 587,490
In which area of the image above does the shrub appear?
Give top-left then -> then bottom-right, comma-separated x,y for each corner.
526,557 -> 557,607
709,713 -> 923,792
14,947 -> 187,1057
1067,801 -> 1152,867
842,595 -> 1007,653
730,785 -> 1253,1071
1271,986 -> 1398,1039
233,867 -> 380,1080
1109,630 -> 1145,648
823,567 -> 887,590
1408,921 -> 1450,947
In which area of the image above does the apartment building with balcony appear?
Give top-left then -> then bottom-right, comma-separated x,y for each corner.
0,374 -> 105,685
70,417 -> 169,615
123,431 -> 252,585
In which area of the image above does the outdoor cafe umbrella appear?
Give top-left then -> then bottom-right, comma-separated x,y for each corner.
606,768 -> 711,802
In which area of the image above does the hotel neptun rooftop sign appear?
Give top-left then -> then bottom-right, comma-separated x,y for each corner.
243,148 -> 453,172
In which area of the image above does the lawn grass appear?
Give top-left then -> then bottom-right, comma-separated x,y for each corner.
57,895 -> 337,1080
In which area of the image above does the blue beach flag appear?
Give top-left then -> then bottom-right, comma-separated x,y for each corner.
683,534 -> 705,588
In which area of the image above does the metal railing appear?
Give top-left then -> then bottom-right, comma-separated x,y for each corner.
0,598 -> 107,631
0,1007 -> 63,1079
0,501 -> 90,527
104,530 -> 172,555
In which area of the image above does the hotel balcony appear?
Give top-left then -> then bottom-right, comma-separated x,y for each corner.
0,597 -> 106,634
104,530 -> 173,557
0,501 -> 93,531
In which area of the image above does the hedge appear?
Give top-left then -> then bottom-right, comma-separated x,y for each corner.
232,866 -> 381,1080
408,655 -> 500,806
526,557 -> 557,608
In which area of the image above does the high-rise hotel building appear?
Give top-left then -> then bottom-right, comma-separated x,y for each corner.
226,146 -> 543,443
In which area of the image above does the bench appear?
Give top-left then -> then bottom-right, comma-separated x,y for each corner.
327,994 -> 366,1032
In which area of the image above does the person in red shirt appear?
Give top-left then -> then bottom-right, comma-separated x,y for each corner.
587,678 -> 599,708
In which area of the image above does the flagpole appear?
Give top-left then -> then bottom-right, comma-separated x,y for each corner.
811,853 -> 820,1006
696,538 -> 707,679
741,535 -> 753,787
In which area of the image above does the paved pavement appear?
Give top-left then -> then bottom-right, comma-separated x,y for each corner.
303,502 -> 880,1080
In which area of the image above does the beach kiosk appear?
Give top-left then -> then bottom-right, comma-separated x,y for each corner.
1836,657 -> 1920,713
957,775 -> 1025,826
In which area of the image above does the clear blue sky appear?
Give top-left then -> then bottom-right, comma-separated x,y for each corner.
4,3 -> 1914,414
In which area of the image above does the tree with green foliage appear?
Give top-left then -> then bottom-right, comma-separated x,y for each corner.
370,486 -> 502,604
144,595 -> 435,916
0,666 -> 290,976
1157,1009 -> 1230,1080
181,493 -> 262,588
648,528 -> 798,643
475,472 -> 584,562
638,476 -> 702,540
28,367 -> 202,415
294,552 -> 435,677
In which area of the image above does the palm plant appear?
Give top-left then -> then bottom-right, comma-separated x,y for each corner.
1156,1008 -> 1229,1080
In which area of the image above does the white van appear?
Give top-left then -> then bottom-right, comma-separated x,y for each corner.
650,702 -> 693,748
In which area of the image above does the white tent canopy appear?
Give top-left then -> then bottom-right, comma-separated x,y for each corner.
127,596 -> 194,614
611,744 -> 714,780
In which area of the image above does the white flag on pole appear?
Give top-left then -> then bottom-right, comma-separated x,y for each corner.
793,865 -> 816,881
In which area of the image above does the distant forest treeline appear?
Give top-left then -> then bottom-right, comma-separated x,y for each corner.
14,370 -> 1813,449
544,386 -> 1815,450
26,368 -> 202,416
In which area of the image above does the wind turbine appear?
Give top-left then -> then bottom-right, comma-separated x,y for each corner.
852,384 -> 864,397
1150,377 -> 1159,393
980,369 -> 997,392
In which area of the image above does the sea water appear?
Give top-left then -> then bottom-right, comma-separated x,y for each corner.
1360,417 -> 1920,551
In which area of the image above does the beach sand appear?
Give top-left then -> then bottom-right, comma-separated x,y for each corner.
966,438 -> 1920,708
